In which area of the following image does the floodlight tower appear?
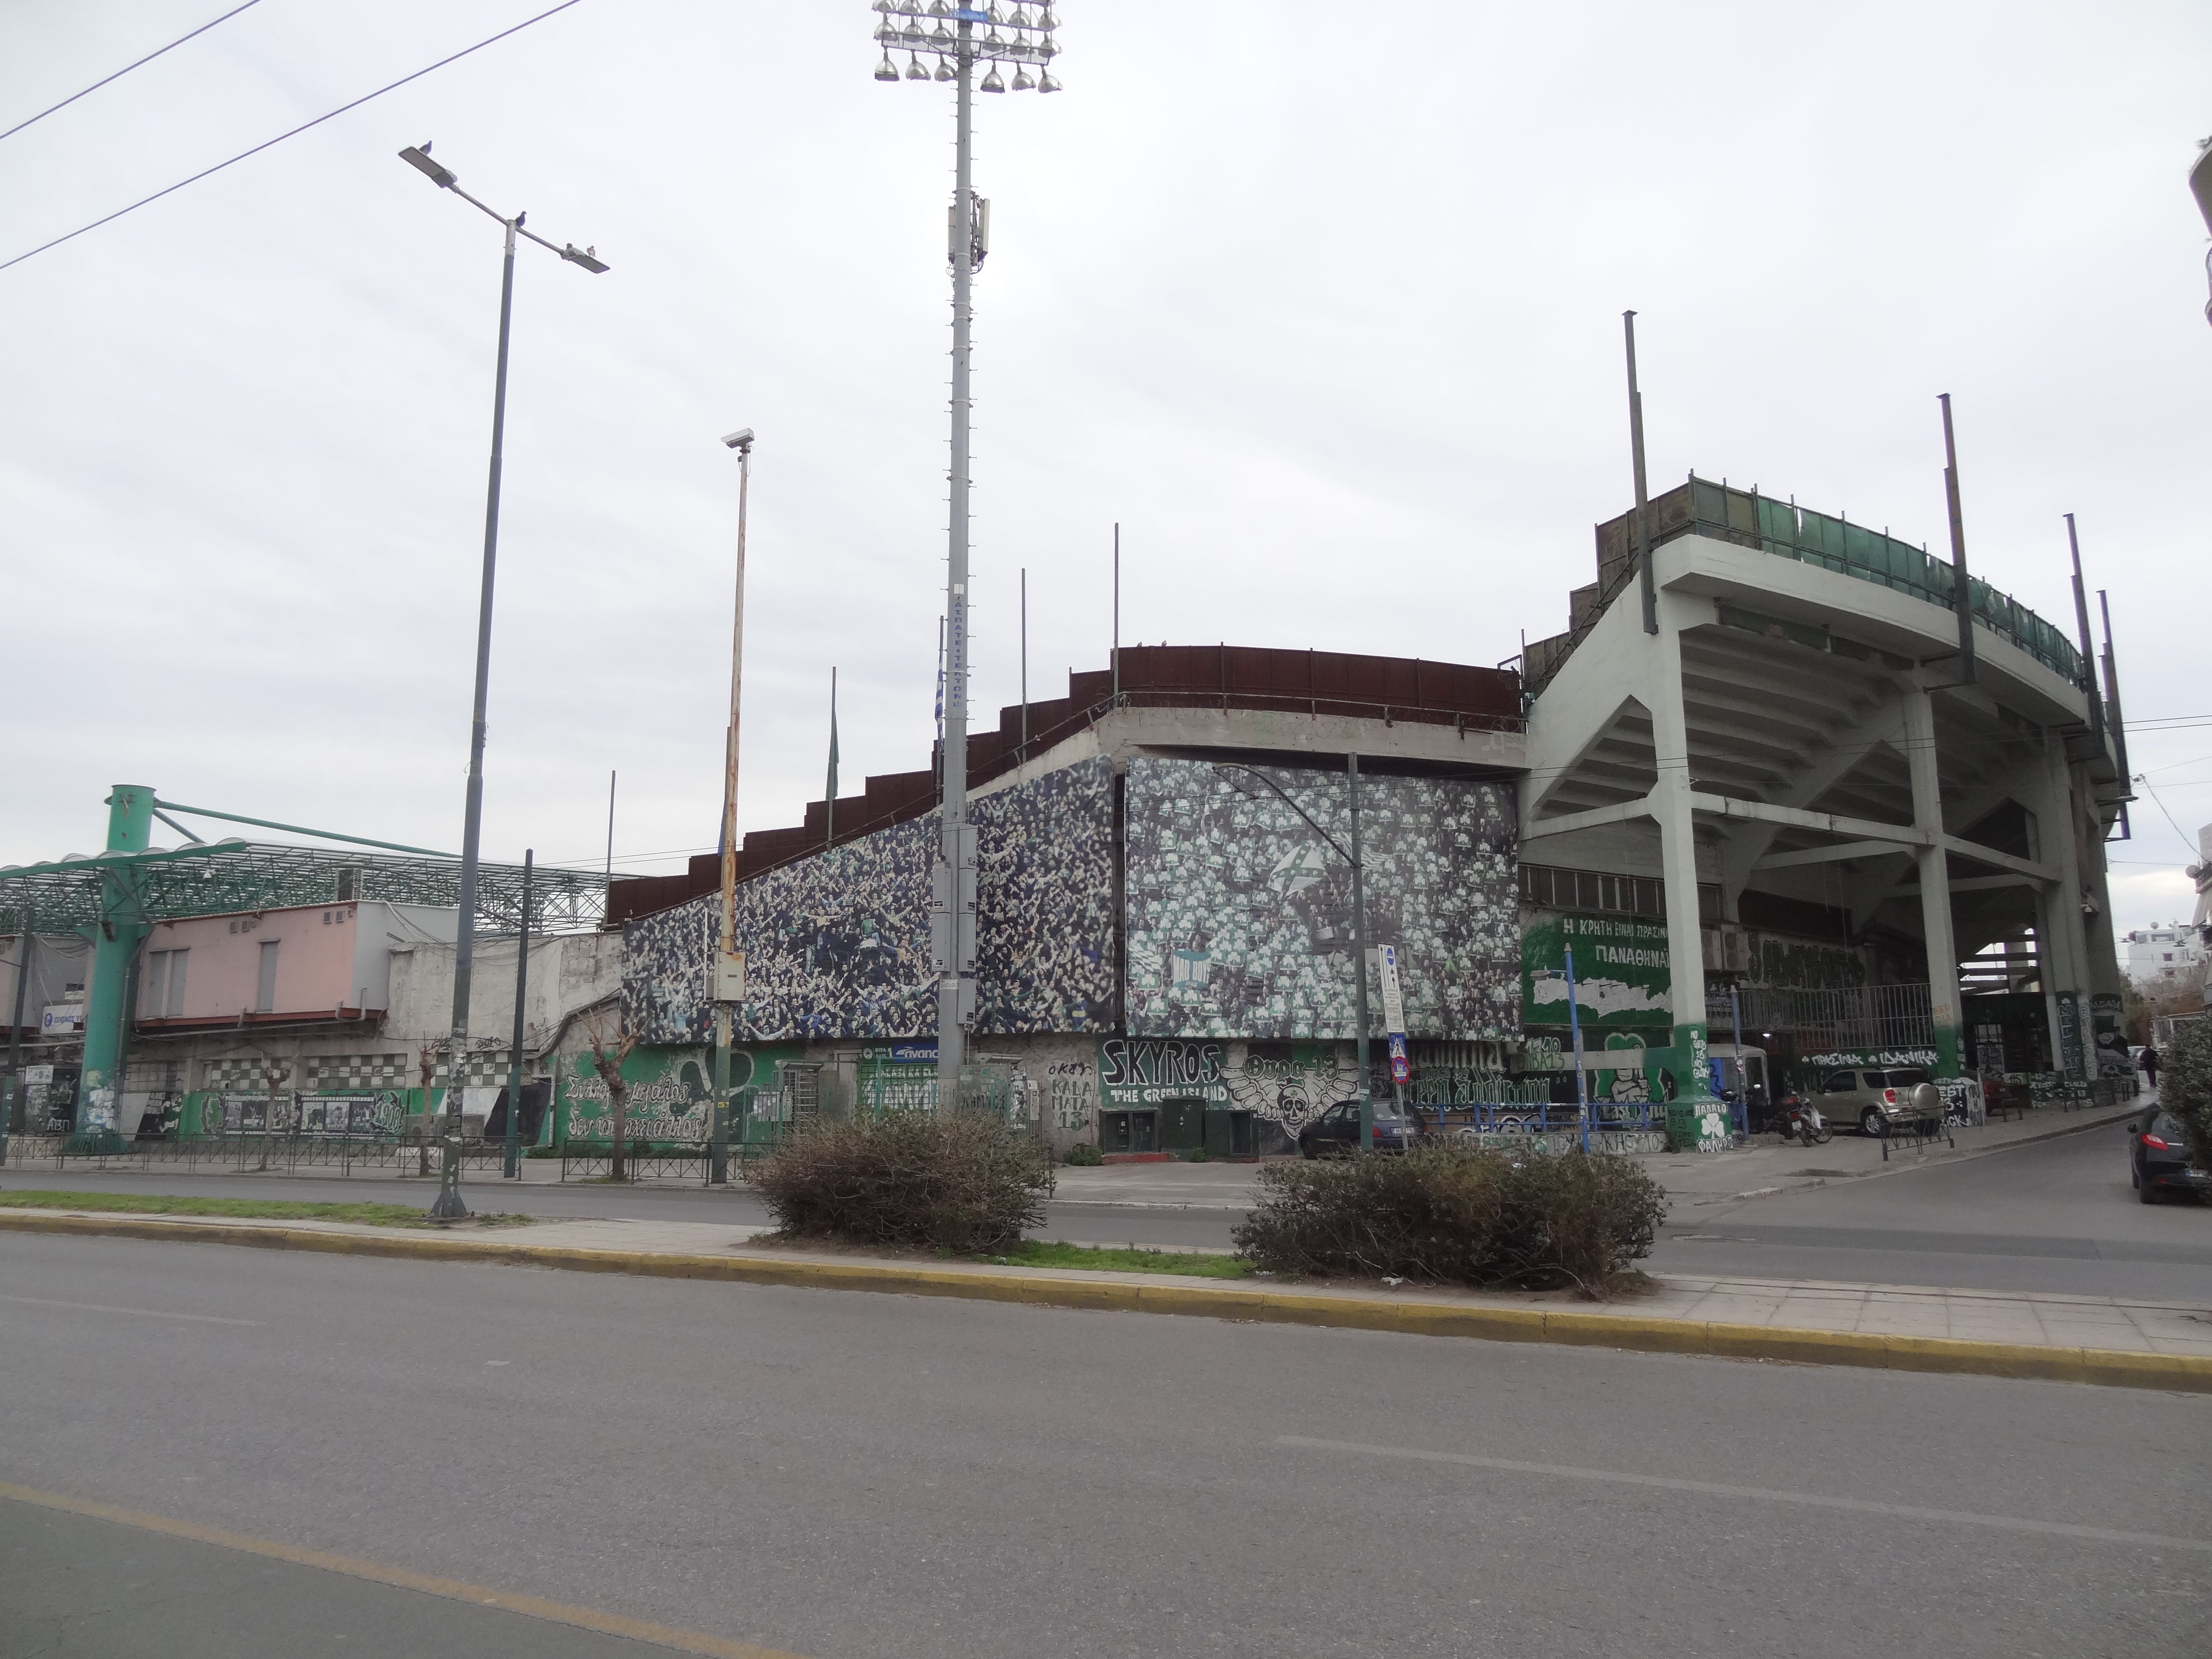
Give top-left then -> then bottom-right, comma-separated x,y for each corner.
871,1 -> 1060,1103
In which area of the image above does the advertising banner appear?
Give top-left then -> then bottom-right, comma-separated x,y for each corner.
1523,914 -> 1672,1030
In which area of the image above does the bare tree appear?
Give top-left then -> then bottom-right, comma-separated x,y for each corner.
588,1022 -> 637,1182
255,1052 -> 292,1173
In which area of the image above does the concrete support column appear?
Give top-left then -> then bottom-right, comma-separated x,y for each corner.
1902,686 -> 1963,1078
2039,735 -> 2094,1083
76,784 -> 154,1152
1648,600 -> 1721,1148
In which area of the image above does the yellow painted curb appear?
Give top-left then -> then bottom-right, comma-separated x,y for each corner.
5,1208 -> 2208,1395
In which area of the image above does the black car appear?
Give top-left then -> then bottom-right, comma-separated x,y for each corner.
2130,1111 -> 2209,1204
1297,1100 -> 1411,1158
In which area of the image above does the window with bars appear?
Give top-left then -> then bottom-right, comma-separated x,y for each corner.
1518,863 -> 1721,923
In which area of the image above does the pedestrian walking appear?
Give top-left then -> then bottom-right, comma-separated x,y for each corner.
2141,1045 -> 2161,1089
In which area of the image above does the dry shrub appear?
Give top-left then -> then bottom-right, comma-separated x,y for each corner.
749,1111 -> 1054,1253
1232,1144 -> 1668,1298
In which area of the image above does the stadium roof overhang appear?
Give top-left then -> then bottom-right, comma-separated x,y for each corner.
0,839 -> 604,934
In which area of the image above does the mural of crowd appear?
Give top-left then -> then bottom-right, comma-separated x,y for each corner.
622,759 -> 1115,1043
1122,758 -> 1519,1040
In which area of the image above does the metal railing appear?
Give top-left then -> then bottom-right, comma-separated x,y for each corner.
1532,476 -> 2091,699
1715,983 -> 1936,1054
1409,1100 -> 1662,1135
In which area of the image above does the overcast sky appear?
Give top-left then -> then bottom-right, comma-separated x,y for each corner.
4,1 -> 2208,947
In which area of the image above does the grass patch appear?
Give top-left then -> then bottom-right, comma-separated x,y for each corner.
976,1239 -> 1251,1279
0,1191 -> 533,1229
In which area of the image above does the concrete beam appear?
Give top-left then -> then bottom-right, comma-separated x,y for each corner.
1523,793 -> 1656,840
1936,836 -> 2055,885
1687,792 -> 1928,848
1751,839 -> 1921,871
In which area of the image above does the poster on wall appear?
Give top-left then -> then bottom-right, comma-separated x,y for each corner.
1120,759 -> 1519,1040
2090,994 -> 2129,1078
1522,913 -> 1672,1030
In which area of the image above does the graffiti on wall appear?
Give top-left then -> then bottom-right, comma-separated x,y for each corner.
557,1048 -> 716,1143
1098,1037 -> 1228,1105
2091,994 -> 2128,1078
621,759 -> 1115,1044
1121,760 -> 1519,1040
1746,934 -> 1868,990
1046,1058 -> 1097,1132
1219,1043 -> 1362,1134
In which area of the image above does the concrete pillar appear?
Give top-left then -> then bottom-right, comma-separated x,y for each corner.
2039,736 -> 2094,1083
1902,687 -> 1963,1078
1649,600 -> 1722,1148
76,784 -> 154,1151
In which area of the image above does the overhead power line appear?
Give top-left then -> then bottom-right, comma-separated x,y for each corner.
0,0 -> 587,276
0,0 -> 263,145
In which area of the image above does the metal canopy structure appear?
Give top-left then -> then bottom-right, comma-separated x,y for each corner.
0,839 -> 604,934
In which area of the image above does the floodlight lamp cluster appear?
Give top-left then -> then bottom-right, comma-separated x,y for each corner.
872,1 -> 1061,92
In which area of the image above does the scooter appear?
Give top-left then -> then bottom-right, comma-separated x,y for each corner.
1776,1093 -> 1832,1146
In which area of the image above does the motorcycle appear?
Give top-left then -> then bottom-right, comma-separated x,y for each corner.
1776,1093 -> 1832,1146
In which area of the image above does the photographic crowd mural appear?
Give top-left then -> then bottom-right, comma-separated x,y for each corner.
971,758 -> 1115,1033
1121,759 -> 1518,1040
621,759 -> 1115,1044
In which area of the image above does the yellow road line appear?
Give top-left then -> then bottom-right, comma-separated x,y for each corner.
0,1478 -> 810,1659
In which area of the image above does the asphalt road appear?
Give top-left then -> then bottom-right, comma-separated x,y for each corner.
0,1230 -> 2207,1659
1645,1120 -> 2212,1299
9,1120 -> 2207,1292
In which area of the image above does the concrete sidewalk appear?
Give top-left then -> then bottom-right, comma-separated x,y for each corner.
3,1201 -> 2206,1392
1049,1098 -> 2144,1209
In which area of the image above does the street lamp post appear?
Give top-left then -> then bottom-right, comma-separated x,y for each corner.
1212,758 -> 1377,1153
871,1 -> 1061,1108
398,141 -> 608,1221
711,428 -> 755,1185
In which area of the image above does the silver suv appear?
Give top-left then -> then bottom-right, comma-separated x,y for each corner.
1814,1066 -> 1943,1138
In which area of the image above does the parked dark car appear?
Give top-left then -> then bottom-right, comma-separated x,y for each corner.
1297,1100 -> 1411,1158
2130,1111 -> 2209,1204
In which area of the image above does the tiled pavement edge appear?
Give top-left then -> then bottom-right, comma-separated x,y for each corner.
4,1206 -> 2208,1393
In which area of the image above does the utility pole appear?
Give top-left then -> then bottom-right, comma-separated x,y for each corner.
1,912 -> 29,1166
503,849 -> 533,1179
395,141 -> 609,1222
876,3 -> 1059,1108
1624,311 -> 1657,637
1347,754 -> 1374,1153
1939,394 -> 1978,685
711,428 -> 754,1186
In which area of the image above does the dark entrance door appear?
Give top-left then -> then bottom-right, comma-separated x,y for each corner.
1160,1097 -> 1205,1153
1099,1110 -> 1158,1154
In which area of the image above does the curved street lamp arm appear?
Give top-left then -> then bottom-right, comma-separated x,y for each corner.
1209,764 -> 1354,867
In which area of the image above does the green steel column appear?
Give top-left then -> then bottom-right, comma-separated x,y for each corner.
75,784 -> 155,1153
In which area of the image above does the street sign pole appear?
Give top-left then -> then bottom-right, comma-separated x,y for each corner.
1565,944 -> 1589,1154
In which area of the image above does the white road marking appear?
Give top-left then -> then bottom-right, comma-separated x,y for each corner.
0,1292 -> 260,1326
1276,1435 -> 2212,1553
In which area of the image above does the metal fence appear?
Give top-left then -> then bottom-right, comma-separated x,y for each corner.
1714,983 -> 1935,1054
